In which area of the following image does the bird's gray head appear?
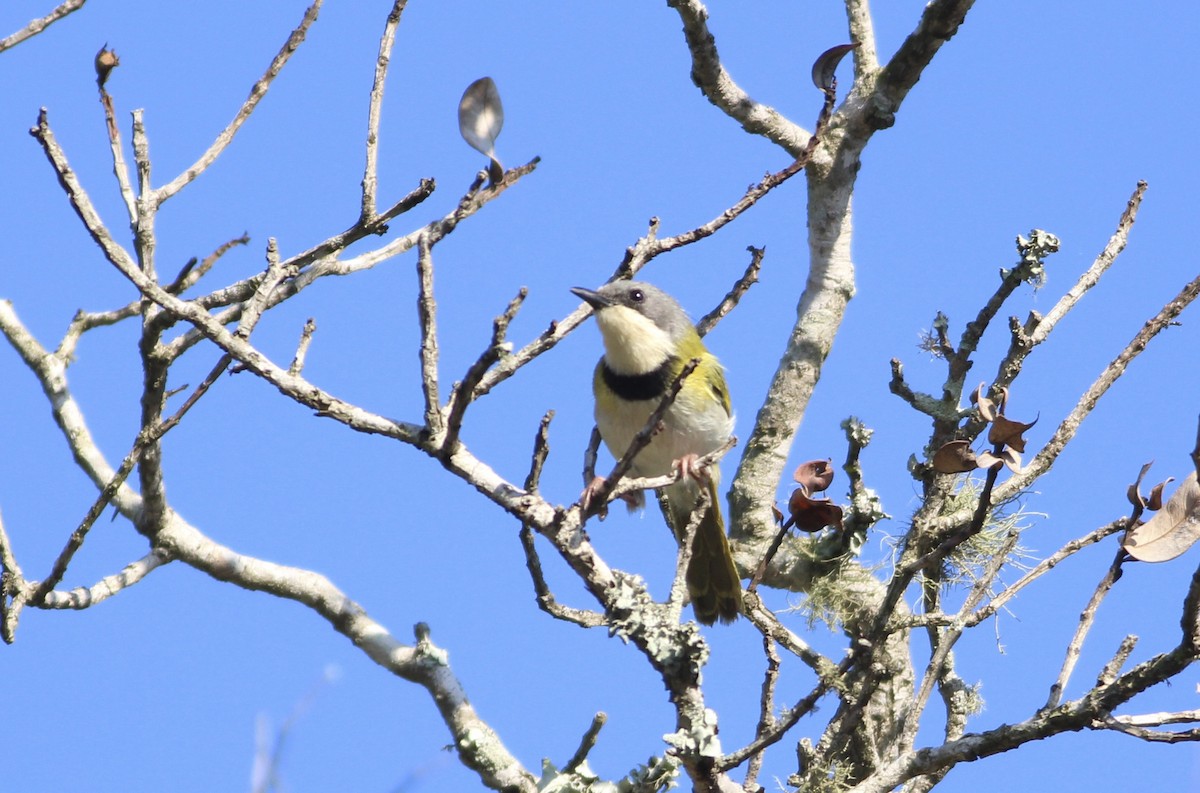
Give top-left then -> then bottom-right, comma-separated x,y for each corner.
571,281 -> 693,337
570,281 -> 695,375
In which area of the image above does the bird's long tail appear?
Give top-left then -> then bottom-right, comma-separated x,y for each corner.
669,477 -> 742,625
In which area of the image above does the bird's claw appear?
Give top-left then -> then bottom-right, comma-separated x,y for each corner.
674,453 -> 711,483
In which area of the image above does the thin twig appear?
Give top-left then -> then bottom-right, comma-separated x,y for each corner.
1030,182 -> 1148,347
154,0 -> 324,205
719,650 -> 853,773
37,550 -> 169,609
525,411 -> 554,495
669,0 -> 810,155
415,234 -> 442,433
563,713 -> 608,773
1044,548 -> 1128,710
288,318 -> 317,377
930,270 -> 1200,536
696,245 -> 765,336
1097,635 -> 1139,687
517,521 -> 605,629
97,66 -> 137,223
132,111 -> 168,537
444,289 -> 527,453
747,514 -> 793,593
1094,715 -> 1200,743
168,233 -> 251,295
741,589 -> 838,677
581,426 -> 602,497
56,233 -> 250,362
519,413 -> 605,628
31,108 -> 141,275
237,238 -> 289,337
361,0 -> 409,221
743,634 -> 781,792
617,124 -> 828,279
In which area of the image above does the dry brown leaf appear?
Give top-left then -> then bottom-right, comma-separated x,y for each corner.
971,383 -> 997,423
933,440 -> 979,474
999,447 -> 1022,473
793,459 -> 835,494
787,488 -> 844,533
1124,471 -> 1200,562
975,450 -> 1005,470
988,415 -> 1038,453
1147,478 -> 1175,512
1127,461 -> 1155,509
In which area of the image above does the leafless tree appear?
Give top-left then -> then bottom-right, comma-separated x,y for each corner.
3,2 -> 1199,792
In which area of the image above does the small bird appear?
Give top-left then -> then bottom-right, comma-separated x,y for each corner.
571,280 -> 742,625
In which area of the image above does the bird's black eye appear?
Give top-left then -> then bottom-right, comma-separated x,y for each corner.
629,289 -> 645,303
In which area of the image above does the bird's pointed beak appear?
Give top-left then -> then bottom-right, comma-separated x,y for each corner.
571,286 -> 612,311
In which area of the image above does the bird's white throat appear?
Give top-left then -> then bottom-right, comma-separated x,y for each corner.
596,306 -> 674,375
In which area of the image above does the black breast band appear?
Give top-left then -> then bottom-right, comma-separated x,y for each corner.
601,357 -> 678,402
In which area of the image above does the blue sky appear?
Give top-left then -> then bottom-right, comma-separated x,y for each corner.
2,1 -> 1199,791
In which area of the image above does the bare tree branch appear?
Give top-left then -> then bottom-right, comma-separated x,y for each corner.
667,0 -> 810,155
869,0 -> 976,129
37,550 -> 170,610
0,0 -> 85,54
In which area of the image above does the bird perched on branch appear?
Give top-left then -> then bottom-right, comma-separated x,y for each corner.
571,280 -> 742,625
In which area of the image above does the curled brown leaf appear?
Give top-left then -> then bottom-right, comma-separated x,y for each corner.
810,43 -> 859,92
975,450 -> 1005,471
1127,461 -> 1155,509
998,447 -> 1022,473
787,488 -> 845,533
971,383 -> 997,423
793,458 -> 834,494
1147,478 -> 1176,512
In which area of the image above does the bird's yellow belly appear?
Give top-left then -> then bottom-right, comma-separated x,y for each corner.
596,395 -> 733,480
